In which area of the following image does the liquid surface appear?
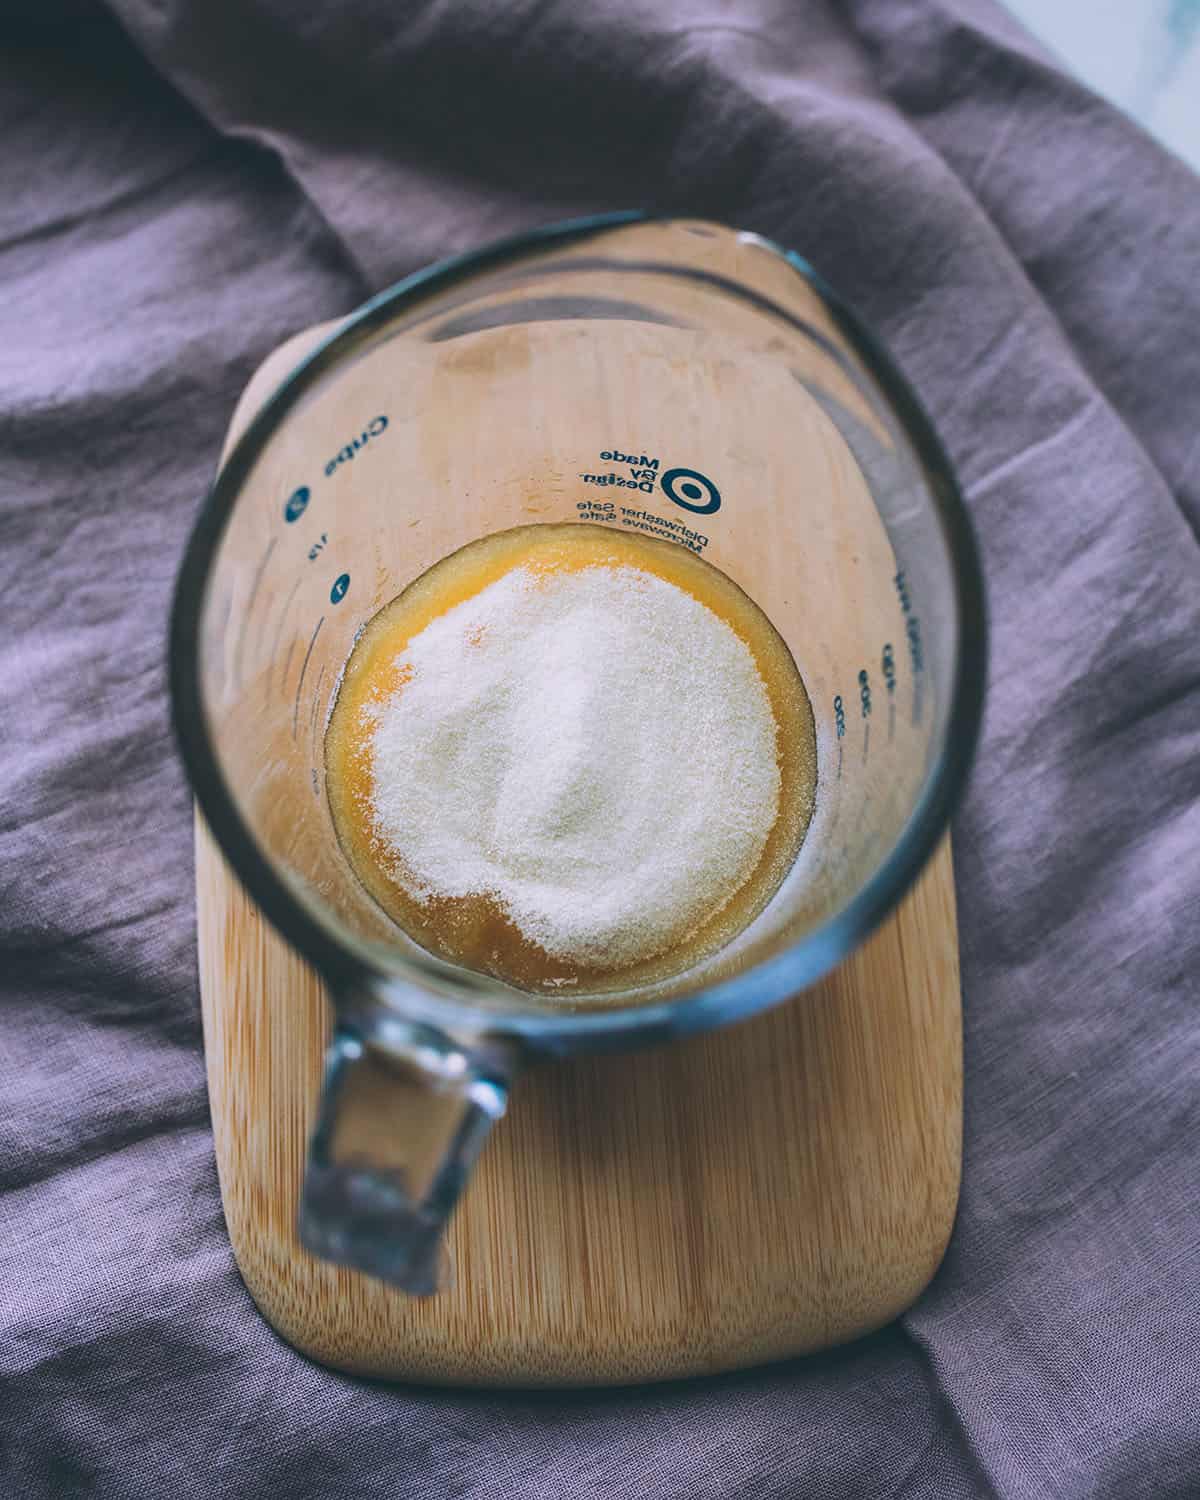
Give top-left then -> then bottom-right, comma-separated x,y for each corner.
325,523 -> 817,995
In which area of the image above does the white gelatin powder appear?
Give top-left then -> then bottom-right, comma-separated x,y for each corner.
366,564 -> 780,968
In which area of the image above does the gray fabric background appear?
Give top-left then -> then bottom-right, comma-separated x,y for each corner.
2,2 -> 1198,1495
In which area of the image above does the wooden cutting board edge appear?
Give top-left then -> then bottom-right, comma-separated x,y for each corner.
197,818 -> 961,1387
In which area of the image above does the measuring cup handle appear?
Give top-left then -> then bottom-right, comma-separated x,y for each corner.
298,1021 -> 513,1295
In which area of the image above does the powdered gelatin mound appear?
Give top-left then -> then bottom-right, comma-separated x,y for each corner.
326,523 -> 816,995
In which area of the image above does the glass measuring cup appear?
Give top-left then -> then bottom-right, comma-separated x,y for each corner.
170,214 -> 986,1295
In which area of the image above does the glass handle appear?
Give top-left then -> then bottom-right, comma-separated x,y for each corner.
298,1023 -> 511,1295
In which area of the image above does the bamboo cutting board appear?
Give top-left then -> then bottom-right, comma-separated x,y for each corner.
195,301 -> 963,1385
197,822 -> 961,1386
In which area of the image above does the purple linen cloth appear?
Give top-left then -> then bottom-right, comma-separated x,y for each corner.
2,2 -> 1198,1496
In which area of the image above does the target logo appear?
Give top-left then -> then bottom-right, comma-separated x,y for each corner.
661,466 -> 721,515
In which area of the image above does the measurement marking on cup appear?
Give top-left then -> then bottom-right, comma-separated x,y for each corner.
308,664 -> 326,787
858,668 -> 872,762
893,572 -> 925,726
279,636 -> 299,703
309,664 -> 325,741
833,693 -> 846,779
283,486 -> 310,524
271,576 -> 304,693
881,642 -> 897,743
293,616 -> 324,739
233,537 -> 278,691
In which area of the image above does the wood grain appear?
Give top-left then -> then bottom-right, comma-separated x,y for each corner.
198,819 -> 961,1386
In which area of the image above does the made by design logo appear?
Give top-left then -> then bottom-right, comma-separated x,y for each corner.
579,450 -> 721,516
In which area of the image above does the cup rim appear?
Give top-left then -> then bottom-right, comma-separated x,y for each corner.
170,210 -> 987,1052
